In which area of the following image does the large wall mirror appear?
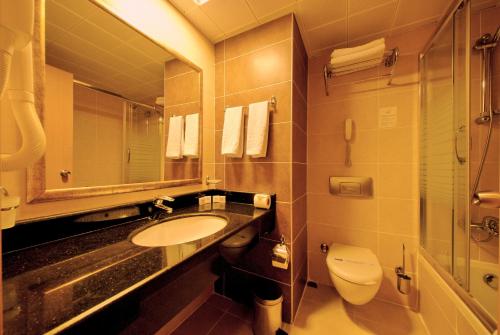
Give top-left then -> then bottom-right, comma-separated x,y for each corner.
28,0 -> 202,202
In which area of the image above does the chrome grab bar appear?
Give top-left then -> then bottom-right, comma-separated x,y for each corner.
454,125 -> 466,164
473,192 -> 500,208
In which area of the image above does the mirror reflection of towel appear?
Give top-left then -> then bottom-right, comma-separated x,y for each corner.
166,115 -> 184,159
183,113 -> 199,158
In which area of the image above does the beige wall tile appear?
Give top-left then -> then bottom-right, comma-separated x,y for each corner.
420,286 -> 455,335
292,84 -> 307,132
225,40 -> 291,94
308,130 -> 378,164
224,15 -> 292,60
272,201 -> 292,242
164,59 -> 195,78
307,194 -> 378,230
307,222 -> 379,255
379,127 -> 415,163
378,233 -> 418,272
308,95 -> 379,135
378,164 -> 416,199
215,97 -> 225,131
225,163 -> 291,201
292,225 -> 308,282
292,195 -> 307,240
292,125 -> 307,163
215,41 -> 225,64
292,163 -> 307,200
292,262 -> 307,320
379,198 -> 419,236
308,251 -> 331,285
164,70 -> 200,106
215,62 -> 224,98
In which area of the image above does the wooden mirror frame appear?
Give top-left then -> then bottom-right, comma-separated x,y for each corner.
27,0 -> 203,203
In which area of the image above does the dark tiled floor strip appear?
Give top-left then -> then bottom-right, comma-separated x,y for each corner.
172,294 -> 254,335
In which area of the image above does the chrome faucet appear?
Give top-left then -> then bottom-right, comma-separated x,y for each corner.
153,195 -> 175,214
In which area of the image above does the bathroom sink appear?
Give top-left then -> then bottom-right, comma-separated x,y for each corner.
131,215 -> 228,247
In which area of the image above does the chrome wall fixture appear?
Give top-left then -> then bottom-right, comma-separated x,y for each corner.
471,25 -> 500,204
323,48 -> 400,96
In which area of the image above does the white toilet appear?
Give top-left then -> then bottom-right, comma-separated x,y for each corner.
326,243 -> 383,305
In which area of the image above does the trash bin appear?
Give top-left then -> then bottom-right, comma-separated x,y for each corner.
253,283 -> 283,335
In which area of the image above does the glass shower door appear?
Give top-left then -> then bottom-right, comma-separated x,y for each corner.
124,103 -> 163,183
420,4 -> 469,288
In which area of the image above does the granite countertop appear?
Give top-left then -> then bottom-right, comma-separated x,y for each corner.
3,202 -> 273,335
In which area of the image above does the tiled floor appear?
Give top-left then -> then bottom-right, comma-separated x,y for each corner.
171,294 -> 254,335
288,285 -> 429,335
172,285 -> 429,335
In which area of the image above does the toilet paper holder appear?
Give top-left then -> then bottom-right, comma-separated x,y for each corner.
271,235 -> 289,270
395,244 -> 411,295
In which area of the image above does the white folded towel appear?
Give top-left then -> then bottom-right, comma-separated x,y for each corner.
331,59 -> 382,74
330,43 -> 385,69
246,101 -> 269,158
183,113 -> 199,157
166,115 -> 184,159
331,38 -> 385,58
221,106 -> 244,157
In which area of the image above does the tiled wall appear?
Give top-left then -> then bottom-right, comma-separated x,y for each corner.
469,4 -> 500,264
44,65 -> 74,189
213,14 -> 307,322
164,59 -> 201,181
73,84 -> 124,187
306,23 -> 437,309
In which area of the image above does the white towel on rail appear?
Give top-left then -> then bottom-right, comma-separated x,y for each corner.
330,38 -> 385,58
166,115 -> 184,159
221,106 -> 244,157
183,113 -> 199,157
331,59 -> 382,74
246,101 -> 269,158
330,39 -> 386,72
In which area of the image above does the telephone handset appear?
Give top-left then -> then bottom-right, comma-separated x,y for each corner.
344,119 -> 353,167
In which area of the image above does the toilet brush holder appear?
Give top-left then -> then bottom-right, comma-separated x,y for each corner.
395,268 -> 412,295
395,243 -> 411,295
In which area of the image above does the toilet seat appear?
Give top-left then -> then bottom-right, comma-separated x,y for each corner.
326,244 -> 382,286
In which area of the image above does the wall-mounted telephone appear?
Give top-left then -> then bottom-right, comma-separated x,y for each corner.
344,118 -> 353,167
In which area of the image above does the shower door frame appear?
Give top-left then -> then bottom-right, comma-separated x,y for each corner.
419,0 -> 497,331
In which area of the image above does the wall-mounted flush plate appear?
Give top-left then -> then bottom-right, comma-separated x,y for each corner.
329,177 -> 373,198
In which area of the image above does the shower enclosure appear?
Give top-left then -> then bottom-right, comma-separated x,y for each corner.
124,103 -> 163,184
420,0 -> 499,331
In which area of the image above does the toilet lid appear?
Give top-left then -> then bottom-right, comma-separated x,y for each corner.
326,243 -> 382,285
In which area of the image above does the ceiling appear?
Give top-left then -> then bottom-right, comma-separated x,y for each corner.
46,0 -> 176,105
168,0 -> 453,55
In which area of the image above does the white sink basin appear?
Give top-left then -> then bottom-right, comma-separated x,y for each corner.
131,215 -> 228,247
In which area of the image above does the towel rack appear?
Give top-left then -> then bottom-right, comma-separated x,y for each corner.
225,96 -> 277,112
323,47 -> 400,96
